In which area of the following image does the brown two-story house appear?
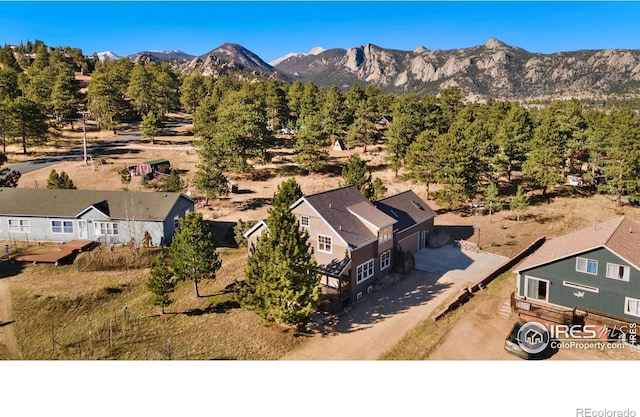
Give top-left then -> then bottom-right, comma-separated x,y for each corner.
244,185 -> 436,310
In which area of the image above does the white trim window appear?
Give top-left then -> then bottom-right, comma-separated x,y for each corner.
525,276 -> 549,302
576,257 -> 598,275
300,215 -> 310,228
356,259 -> 375,284
317,234 -> 332,253
380,250 -> 391,270
606,263 -> 630,282
94,222 -> 119,236
51,220 -> 74,234
624,297 -> 640,317
8,218 -> 31,233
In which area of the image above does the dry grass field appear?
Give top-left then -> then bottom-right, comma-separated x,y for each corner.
2,114 -> 640,360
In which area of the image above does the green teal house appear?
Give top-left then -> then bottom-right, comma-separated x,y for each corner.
514,216 -> 640,329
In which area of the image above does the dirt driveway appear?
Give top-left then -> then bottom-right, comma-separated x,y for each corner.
281,248 -> 508,360
0,275 -> 20,360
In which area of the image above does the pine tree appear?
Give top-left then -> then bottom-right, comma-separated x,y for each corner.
239,181 -> 320,324
169,212 -> 221,298
341,153 -> 371,192
484,182 -> 502,222
46,169 -> 76,189
0,152 -> 20,187
141,111 -> 162,144
193,138 -> 229,205
294,112 -> 328,172
271,177 -> 303,211
46,169 -> 61,189
510,186 -> 530,223
161,169 -> 184,192
367,177 -> 387,201
146,255 -> 176,314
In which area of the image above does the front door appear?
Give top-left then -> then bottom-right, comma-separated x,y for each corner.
78,220 -> 88,239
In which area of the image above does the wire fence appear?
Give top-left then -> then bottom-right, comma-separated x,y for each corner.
50,307 -> 189,360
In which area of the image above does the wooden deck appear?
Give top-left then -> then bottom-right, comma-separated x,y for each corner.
14,240 -> 95,265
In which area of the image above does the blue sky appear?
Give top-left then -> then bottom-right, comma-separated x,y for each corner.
1,1 -> 639,63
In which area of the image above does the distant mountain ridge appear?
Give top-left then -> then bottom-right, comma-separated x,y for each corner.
97,39 -> 640,100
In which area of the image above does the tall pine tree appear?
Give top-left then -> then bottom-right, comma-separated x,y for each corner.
170,212 -> 221,298
239,180 -> 319,324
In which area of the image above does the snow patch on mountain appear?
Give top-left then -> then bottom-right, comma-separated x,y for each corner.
269,46 -> 326,66
96,51 -> 120,61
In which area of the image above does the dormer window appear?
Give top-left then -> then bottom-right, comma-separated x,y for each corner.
378,226 -> 392,243
411,200 -> 424,210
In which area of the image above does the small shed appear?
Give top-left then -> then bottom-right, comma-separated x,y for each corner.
332,139 -> 347,151
134,159 -> 171,178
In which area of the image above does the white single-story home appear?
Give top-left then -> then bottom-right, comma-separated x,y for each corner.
0,188 -> 194,246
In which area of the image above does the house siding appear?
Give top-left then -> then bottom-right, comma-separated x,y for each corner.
292,202 -> 351,267
517,247 -> 640,321
0,195 -> 194,246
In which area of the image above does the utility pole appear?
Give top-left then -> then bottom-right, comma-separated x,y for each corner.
79,111 -> 90,165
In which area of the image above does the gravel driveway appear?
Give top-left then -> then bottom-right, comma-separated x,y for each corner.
281,247 -> 508,360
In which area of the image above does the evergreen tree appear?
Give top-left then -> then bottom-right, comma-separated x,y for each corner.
46,169 -> 76,189
386,94 -> 425,175
484,182 -> 502,222
510,186 -> 530,223
126,62 -> 156,116
595,110 -> 640,206
141,111 -> 162,144
146,255 -> 176,314
161,169 -> 185,192
180,74 -> 207,114
239,181 -> 320,324
271,177 -> 303,211
193,138 -> 229,205
406,129 -> 439,200
341,153 -> 371,192
321,85 -> 347,143
366,177 -> 387,201
294,112 -> 328,172
169,212 -> 221,298
0,152 -> 20,187
50,62 -> 81,126
7,97 -> 49,154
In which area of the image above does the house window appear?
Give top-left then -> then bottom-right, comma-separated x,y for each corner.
606,263 -> 630,282
525,276 -> 549,302
300,215 -> 310,228
174,216 -> 180,231
624,297 -> 640,318
317,235 -> 332,253
380,250 -> 391,270
8,219 -> 31,233
378,227 -> 392,243
51,220 -> 74,234
95,222 -> 119,235
576,257 -> 598,275
356,259 -> 375,284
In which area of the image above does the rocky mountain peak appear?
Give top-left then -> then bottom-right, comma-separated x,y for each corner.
484,38 -> 509,49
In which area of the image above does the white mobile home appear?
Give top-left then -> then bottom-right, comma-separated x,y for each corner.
0,188 -> 194,246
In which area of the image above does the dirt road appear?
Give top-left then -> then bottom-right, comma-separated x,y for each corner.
281,270 -> 468,360
0,277 -> 20,360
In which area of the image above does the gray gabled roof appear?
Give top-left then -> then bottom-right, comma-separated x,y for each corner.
0,188 -> 192,221
293,185 -> 396,249
374,190 -> 436,233
516,216 -> 640,272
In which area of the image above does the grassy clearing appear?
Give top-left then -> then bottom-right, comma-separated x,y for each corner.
9,246 -> 302,360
